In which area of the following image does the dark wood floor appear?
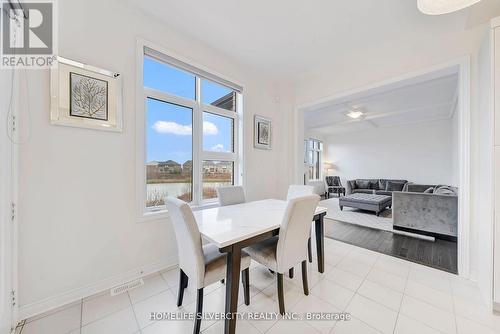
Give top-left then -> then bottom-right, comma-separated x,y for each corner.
324,219 -> 458,274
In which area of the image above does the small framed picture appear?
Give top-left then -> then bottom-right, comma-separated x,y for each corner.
50,57 -> 122,132
254,115 -> 272,150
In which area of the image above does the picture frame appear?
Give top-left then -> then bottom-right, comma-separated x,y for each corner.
50,57 -> 123,132
254,115 -> 272,150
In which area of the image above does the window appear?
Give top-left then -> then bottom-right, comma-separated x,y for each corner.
306,138 -> 323,180
141,46 -> 242,212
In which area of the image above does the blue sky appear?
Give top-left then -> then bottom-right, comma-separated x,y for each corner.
144,57 -> 234,164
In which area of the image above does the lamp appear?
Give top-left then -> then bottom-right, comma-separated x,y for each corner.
417,0 -> 482,15
324,162 -> 335,176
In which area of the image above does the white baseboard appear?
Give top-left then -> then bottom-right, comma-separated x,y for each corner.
18,257 -> 178,321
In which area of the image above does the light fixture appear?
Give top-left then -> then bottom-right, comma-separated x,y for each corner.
417,0 -> 482,15
346,110 -> 364,119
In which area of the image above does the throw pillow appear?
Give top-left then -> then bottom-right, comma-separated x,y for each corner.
356,180 -> 371,189
423,187 -> 434,194
433,185 -> 458,196
385,181 -> 405,191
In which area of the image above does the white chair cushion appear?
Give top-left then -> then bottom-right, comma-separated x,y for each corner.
202,244 -> 252,287
243,236 -> 278,272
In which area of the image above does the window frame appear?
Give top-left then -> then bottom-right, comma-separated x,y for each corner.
306,138 -> 323,181
136,40 -> 244,221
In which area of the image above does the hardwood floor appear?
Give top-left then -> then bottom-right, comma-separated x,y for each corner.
324,219 -> 458,274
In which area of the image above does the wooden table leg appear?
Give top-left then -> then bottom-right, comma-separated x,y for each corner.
224,245 -> 241,334
314,213 -> 325,273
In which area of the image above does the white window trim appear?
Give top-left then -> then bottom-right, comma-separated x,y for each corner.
135,39 -> 244,222
306,138 -> 323,181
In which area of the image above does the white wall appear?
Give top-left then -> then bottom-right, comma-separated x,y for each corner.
16,0 -> 294,317
323,120 -> 453,185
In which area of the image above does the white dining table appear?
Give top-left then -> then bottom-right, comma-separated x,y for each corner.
193,199 -> 328,334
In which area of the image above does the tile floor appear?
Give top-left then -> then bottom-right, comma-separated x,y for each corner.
15,238 -> 500,334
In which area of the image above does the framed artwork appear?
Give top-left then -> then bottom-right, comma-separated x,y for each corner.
50,57 -> 123,132
254,115 -> 272,150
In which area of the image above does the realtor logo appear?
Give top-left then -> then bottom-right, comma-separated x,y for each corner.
1,0 -> 57,68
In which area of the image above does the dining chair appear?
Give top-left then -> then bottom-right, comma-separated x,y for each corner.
216,185 -> 246,206
244,194 -> 320,315
165,196 -> 252,334
286,185 -> 314,200
286,185 -> 315,269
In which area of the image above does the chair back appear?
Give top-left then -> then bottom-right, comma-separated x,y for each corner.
326,176 -> 341,187
165,196 -> 205,287
276,195 -> 320,272
216,186 -> 246,206
286,185 -> 314,200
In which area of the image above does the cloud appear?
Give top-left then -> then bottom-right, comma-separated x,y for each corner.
152,121 -> 218,136
203,121 -> 218,135
211,144 -> 225,152
152,121 -> 191,135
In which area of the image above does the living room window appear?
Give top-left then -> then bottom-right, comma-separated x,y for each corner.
306,138 -> 323,180
140,45 -> 243,213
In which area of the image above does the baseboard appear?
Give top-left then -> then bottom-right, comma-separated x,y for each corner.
393,225 -> 457,242
18,256 -> 178,321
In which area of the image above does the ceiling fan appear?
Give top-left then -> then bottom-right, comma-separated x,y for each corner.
417,0 -> 482,15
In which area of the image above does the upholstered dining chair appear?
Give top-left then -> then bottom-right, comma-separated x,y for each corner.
216,185 -> 246,206
165,196 -> 252,334
286,185 -> 315,269
244,195 -> 320,315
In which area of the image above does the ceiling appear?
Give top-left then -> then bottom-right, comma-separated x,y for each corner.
127,0 -> 500,81
304,70 -> 459,135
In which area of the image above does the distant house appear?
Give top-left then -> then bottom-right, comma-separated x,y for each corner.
159,160 -> 182,174
203,161 -> 231,174
182,160 -> 192,174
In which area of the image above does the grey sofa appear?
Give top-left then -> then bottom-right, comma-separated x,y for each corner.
393,185 -> 458,241
346,179 -> 408,197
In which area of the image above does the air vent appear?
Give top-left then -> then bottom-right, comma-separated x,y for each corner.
110,279 -> 144,296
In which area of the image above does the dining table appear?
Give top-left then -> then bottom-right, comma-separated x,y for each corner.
193,199 -> 328,334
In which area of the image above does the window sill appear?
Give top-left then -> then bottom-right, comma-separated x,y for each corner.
137,201 -> 220,223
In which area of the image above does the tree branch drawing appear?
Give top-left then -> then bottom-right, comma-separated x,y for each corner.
71,76 -> 107,118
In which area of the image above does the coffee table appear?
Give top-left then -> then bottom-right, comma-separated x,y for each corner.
339,193 -> 392,216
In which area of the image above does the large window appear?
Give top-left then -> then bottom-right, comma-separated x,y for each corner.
306,138 -> 323,180
142,47 -> 242,211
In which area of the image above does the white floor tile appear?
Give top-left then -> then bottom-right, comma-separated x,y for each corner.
267,319 -> 319,334
357,280 -> 403,311
82,291 -> 131,325
132,289 -> 178,329
161,268 -> 180,288
394,314 -> 443,334
408,265 -> 451,294
249,266 -> 275,291
325,267 -> 364,291
404,280 -> 454,312
366,267 -> 407,293
202,320 -> 261,334
290,294 -> 341,334
22,303 -> 81,334
128,274 -> 170,304
311,279 -> 355,311
373,255 -> 411,278
261,279 -> 304,310
141,319 -> 194,334
332,316 -> 383,334
346,294 -> 398,334
25,300 -> 82,324
456,315 -> 500,334
400,295 -> 456,334
81,307 -> 138,334
450,278 -> 485,305
239,292 -> 281,333
336,257 -> 373,278
453,296 -> 500,332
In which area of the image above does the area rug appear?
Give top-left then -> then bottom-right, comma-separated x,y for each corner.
319,197 -> 434,241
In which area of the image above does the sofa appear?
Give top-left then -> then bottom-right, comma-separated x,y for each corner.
346,179 -> 408,197
392,185 -> 458,240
